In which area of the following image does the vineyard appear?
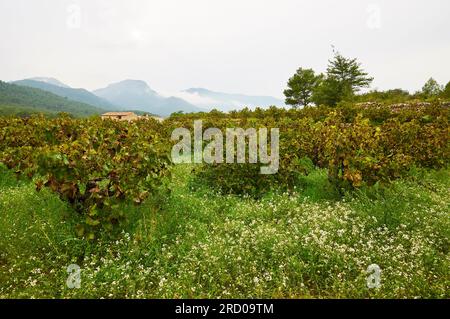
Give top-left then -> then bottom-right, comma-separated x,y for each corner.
167,102 -> 449,196
0,101 -> 449,298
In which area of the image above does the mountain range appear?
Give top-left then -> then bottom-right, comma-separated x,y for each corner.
3,77 -> 285,117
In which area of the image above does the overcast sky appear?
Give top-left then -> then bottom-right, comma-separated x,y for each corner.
0,0 -> 449,98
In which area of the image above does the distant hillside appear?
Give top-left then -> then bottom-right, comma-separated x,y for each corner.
94,80 -> 203,116
0,81 -> 105,117
13,79 -> 118,110
0,104 -> 54,117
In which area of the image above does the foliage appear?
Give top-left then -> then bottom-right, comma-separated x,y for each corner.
0,115 -> 171,238
283,68 -> 323,107
326,51 -> 374,93
354,89 -> 412,104
311,51 -> 373,106
442,81 -> 450,99
286,50 -> 374,107
421,77 -> 443,98
311,76 -> 354,107
1,100 -> 449,229
170,101 -> 449,196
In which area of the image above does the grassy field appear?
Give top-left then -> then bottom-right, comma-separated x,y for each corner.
0,163 -> 448,299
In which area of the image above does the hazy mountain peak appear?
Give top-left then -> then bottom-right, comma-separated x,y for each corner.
118,79 -> 149,87
96,79 -> 158,95
28,77 -> 70,88
93,79 -> 202,116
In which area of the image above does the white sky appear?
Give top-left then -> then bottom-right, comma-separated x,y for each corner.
1,0 -> 449,98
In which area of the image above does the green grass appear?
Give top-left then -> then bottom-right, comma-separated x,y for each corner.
0,164 -> 449,298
